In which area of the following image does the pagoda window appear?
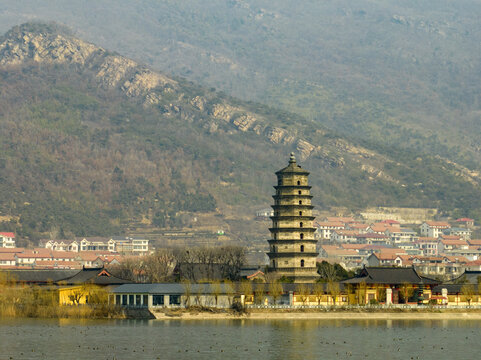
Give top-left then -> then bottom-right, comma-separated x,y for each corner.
300,222 -> 303,228
299,211 -> 303,216
300,245 -> 304,252
300,233 -> 304,239
299,200 -> 302,205
300,259 -> 305,267
298,190 -> 302,195
297,180 -> 301,185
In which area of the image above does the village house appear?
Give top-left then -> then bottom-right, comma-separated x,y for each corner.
397,242 -> 421,255
318,245 -> 363,269
0,252 -> 16,267
386,228 -> 419,244
44,237 -> 149,255
110,237 -> 149,255
416,237 -> 439,256
0,247 -> 124,269
255,208 -> 274,220
444,227 -> 472,240
413,256 -> 468,279
345,222 -> 370,232
438,238 -> 469,253
44,240 -> 80,252
443,249 -> 481,261
367,222 -> 399,235
315,221 -> 345,240
420,221 -> 451,238
330,229 -> 361,243
0,232 -> 15,248
361,252 -> 410,267
356,233 -> 391,246
455,218 -> 474,228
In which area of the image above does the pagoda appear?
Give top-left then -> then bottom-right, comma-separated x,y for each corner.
267,153 -> 319,283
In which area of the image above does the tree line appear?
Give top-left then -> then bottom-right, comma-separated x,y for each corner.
107,245 -> 246,283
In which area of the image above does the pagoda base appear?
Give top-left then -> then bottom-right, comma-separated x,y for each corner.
268,267 -> 320,283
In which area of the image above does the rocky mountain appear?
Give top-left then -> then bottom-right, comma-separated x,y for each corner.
0,23 -> 479,241
1,1 -> 480,170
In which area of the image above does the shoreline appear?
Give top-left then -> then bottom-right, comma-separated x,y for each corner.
152,310 -> 481,321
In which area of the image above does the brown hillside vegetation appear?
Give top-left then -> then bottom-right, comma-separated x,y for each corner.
0,23 -> 480,241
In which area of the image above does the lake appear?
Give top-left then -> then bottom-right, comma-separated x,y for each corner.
0,318 -> 480,359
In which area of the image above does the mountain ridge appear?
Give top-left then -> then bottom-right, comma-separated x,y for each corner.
0,23 -> 480,241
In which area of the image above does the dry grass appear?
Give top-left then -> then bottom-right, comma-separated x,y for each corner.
0,281 -> 124,319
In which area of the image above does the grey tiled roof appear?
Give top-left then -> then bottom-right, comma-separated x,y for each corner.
342,267 -> 439,285
447,271 -> 481,284
60,267 -> 131,285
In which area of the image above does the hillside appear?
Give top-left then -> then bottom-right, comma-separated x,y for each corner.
0,1 -> 480,170
0,23 -> 480,242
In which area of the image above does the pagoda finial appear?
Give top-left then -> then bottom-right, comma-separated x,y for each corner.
289,152 -> 296,164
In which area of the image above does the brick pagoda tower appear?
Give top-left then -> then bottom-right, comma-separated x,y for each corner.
268,153 -> 319,283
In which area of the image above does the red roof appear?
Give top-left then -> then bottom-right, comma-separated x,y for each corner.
369,224 -> 398,233
0,247 -> 25,253
456,218 -> 474,222
0,232 -> 15,238
247,270 -> 265,279
0,253 -> 15,261
357,233 -> 389,239
340,244 -> 367,250
440,239 -> 467,246
348,223 -> 370,229
468,239 -> 481,246
16,249 -> 52,258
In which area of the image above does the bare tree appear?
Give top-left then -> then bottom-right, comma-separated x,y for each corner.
240,280 -> 253,305
108,257 -> 144,282
358,281 -> 367,305
399,282 -> 414,304
269,281 -> 283,305
461,284 -> 475,306
224,279 -> 235,306
182,279 -> 192,308
327,281 -> 340,306
296,284 -> 310,305
212,280 -> 222,306
142,248 -> 176,283
254,283 -> 266,305
313,282 -> 324,305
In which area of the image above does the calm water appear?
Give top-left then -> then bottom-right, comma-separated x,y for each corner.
1,317 -> 480,359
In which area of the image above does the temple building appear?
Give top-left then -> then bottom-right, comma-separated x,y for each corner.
268,153 -> 319,283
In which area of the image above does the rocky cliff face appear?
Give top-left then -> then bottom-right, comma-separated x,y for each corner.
0,24 -> 328,162
2,23 -> 479,196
